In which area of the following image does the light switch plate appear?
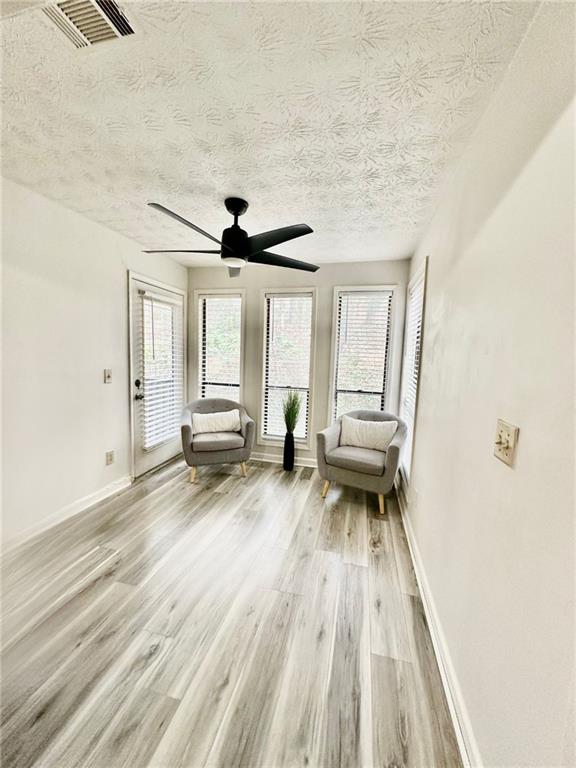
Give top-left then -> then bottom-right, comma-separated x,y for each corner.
494,419 -> 519,467
104,369 -> 112,384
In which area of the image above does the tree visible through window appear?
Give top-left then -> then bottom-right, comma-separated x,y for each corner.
332,290 -> 393,418
198,294 -> 242,401
263,292 -> 313,439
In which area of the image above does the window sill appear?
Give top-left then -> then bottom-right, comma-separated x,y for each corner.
257,435 -> 311,451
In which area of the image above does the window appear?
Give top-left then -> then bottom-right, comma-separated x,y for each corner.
198,293 -> 243,401
399,265 -> 426,478
140,291 -> 185,450
331,288 -> 394,419
262,291 -> 314,440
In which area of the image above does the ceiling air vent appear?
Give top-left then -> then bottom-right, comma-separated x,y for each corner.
44,0 -> 134,48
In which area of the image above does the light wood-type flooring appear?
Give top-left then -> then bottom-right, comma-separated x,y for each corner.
1,459 -> 463,768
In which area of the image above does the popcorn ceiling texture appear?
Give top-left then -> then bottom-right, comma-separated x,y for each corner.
1,1 -> 537,265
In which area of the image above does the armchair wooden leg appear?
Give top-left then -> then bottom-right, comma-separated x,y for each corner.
240,462 -> 247,478
321,480 -> 330,498
378,494 -> 386,516
190,466 -> 197,484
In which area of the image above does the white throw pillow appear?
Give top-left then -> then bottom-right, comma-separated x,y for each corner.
340,415 -> 397,452
193,409 -> 241,435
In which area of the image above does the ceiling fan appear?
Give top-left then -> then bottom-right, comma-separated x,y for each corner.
144,197 -> 318,277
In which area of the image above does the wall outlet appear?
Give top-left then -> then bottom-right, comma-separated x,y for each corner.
494,419 -> 519,467
105,450 -> 115,465
103,369 -> 112,384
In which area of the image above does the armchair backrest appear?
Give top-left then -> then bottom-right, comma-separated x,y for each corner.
338,409 -> 408,444
184,398 -> 246,417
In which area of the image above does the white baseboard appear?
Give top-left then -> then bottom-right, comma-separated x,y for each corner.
395,481 -> 482,768
2,475 -> 132,553
251,451 -> 317,469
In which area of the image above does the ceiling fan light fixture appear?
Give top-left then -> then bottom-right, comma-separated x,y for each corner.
221,256 -> 247,268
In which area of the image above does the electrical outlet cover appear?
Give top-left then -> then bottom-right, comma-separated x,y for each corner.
494,419 -> 519,467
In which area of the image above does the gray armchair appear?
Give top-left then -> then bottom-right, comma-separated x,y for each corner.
181,398 -> 255,483
316,410 -> 407,515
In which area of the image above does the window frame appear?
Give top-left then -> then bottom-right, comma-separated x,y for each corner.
399,260 -> 428,484
258,287 -> 317,449
192,288 -> 246,404
327,284 -> 400,425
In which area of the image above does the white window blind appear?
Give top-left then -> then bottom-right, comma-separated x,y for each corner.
332,289 -> 393,419
263,292 -> 313,440
139,291 -> 185,451
198,294 -> 242,401
399,267 -> 426,478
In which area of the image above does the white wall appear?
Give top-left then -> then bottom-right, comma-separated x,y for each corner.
1,178 -> 187,545
188,260 -> 409,464
406,4 -> 575,766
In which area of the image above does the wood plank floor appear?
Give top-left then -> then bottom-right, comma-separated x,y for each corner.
1,460 -> 463,768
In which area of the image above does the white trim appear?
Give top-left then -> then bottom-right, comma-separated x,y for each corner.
395,483 -> 482,768
192,288 -> 246,404
128,271 -> 187,298
250,451 -> 317,469
258,287 -> 317,450
327,284 -> 400,424
1,476 -> 132,554
128,271 -> 188,479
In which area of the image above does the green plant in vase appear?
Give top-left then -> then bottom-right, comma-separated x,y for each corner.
282,390 -> 301,471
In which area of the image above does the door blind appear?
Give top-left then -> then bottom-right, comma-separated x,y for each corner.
263,293 -> 313,439
399,267 -> 426,478
138,291 -> 184,451
198,294 -> 242,401
332,289 -> 393,419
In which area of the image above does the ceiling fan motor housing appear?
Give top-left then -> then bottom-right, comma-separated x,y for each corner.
221,224 -> 249,261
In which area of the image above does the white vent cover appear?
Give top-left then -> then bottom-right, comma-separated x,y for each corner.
44,0 -> 134,48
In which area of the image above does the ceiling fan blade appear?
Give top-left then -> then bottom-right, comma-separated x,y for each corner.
245,224 -> 313,255
248,250 -> 319,272
228,267 -> 241,278
148,203 -> 233,251
142,249 -> 221,254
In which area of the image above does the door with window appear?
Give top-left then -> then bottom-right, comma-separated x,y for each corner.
130,276 -> 186,477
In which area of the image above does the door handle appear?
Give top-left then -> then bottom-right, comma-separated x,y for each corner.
135,393 -> 144,400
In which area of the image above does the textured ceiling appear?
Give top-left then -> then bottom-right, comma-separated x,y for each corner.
1,1 -> 537,266
0,0 -> 45,19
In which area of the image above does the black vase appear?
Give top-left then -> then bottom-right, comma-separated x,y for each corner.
283,431 -> 295,471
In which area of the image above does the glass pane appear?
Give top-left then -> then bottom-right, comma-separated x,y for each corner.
200,295 -> 242,396
265,388 -> 309,439
335,292 -> 391,392
335,391 -> 382,418
144,301 -> 174,381
264,294 -> 313,439
202,384 -> 240,401
142,297 -> 183,449
266,295 -> 312,389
